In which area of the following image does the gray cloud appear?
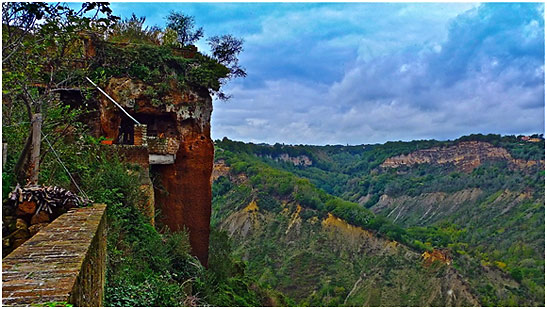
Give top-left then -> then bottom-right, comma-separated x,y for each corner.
209,3 -> 545,145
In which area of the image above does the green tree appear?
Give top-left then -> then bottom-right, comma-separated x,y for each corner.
165,11 -> 203,47
108,13 -> 162,44
207,34 -> 247,100
208,34 -> 246,78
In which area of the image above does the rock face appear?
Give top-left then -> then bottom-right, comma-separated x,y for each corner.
98,77 -> 213,266
380,141 -> 542,172
321,213 -> 397,252
211,159 -> 230,183
260,153 -> 313,166
277,154 -> 312,166
372,188 -> 483,225
153,121 -> 213,266
221,200 -> 263,238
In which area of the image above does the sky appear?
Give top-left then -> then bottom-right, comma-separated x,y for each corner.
105,2 -> 544,145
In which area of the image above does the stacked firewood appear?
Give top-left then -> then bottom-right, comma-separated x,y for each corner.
8,184 -> 89,214
2,184 -> 91,254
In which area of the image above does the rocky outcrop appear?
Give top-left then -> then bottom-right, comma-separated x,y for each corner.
211,159 -> 230,183
277,154 -> 312,166
153,121 -> 213,266
372,188 -> 483,225
422,249 -> 451,266
260,153 -> 313,166
320,214 -> 478,307
221,200 -> 263,238
98,77 -> 213,266
321,213 -> 399,253
380,141 -> 543,172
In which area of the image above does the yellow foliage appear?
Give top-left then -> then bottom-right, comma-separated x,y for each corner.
286,204 -> 302,233
322,213 -> 375,240
494,261 -> 507,270
422,249 -> 451,266
244,200 -> 259,212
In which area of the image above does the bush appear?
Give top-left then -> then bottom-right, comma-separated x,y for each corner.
199,229 -> 265,306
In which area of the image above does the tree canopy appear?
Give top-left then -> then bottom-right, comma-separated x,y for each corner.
165,11 -> 203,47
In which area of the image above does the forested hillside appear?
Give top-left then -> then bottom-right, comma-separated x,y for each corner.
212,134 -> 545,306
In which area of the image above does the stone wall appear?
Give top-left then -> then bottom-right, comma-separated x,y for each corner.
2,204 -> 107,306
147,136 -> 179,155
108,144 -> 150,169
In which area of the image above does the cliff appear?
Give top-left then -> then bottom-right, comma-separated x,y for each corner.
215,178 -> 480,306
380,141 -> 543,172
97,76 -> 213,266
80,37 -> 225,266
260,153 -> 313,166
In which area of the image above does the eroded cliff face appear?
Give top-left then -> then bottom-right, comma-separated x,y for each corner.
259,153 -> 313,166
211,159 -> 230,183
276,154 -> 312,166
154,118 -> 213,266
372,188 -> 483,225
380,141 -> 543,172
99,77 -> 213,266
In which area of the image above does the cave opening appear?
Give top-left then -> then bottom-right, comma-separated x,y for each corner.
117,113 -> 178,145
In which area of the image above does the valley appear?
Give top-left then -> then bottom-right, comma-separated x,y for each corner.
212,134 -> 545,306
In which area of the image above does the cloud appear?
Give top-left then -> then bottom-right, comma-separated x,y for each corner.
213,2 -> 544,145
238,3 -> 475,85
